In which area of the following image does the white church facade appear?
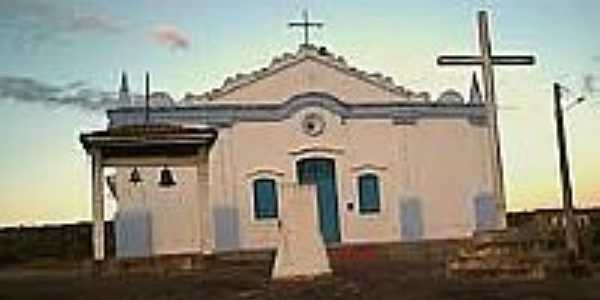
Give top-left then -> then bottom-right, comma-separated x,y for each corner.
81,44 -> 505,260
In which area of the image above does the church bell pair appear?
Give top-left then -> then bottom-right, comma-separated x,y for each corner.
129,166 -> 176,187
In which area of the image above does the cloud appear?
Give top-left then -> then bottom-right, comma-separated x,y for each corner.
0,76 -> 176,111
0,0 -> 63,46
0,76 -> 127,111
0,0 -> 59,19
67,14 -> 122,33
64,80 -> 86,90
0,1 -> 122,49
149,24 -> 190,50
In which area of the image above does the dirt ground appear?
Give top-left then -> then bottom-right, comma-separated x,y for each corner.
1,259 -> 600,300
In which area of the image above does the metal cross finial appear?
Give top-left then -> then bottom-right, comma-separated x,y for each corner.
288,10 -> 323,46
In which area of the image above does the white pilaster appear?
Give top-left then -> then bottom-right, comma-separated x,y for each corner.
198,148 -> 214,254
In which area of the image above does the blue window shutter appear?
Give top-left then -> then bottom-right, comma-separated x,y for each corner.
253,179 -> 278,219
359,174 -> 381,214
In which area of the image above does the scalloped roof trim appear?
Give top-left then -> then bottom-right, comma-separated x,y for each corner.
188,44 -> 432,102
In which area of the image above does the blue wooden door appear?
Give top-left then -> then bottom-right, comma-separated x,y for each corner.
297,158 -> 341,244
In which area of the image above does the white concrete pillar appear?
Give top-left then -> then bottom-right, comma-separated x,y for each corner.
198,148 -> 214,254
272,183 -> 331,279
91,148 -> 105,261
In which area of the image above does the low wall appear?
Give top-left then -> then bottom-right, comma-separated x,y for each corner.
0,221 -> 464,274
0,222 -> 115,267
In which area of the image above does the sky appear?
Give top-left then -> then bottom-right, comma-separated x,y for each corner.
0,0 -> 599,227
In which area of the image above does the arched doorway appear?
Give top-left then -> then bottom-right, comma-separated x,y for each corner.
296,158 -> 341,244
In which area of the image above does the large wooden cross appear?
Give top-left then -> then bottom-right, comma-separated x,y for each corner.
288,10 -> 324,46
437,11 -> 536,218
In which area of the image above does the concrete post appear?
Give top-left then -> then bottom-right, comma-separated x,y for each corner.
92,148 -> 105,261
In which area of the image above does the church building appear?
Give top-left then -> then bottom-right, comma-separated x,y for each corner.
81,42 -> 505,260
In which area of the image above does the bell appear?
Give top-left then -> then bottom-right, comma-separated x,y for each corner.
129,167 -> 142,184
159,166 -> 176,187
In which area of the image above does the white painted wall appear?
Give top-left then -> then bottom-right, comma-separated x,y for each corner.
207,105 -> 498,251
114,166 -> 203,257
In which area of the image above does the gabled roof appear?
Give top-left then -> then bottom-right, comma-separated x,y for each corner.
186,44 -> 431,102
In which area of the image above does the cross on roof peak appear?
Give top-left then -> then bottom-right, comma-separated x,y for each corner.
288,10 -> 324,46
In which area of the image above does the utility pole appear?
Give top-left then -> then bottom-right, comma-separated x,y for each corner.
553,82 -> 579,259
145,72 -> 150,124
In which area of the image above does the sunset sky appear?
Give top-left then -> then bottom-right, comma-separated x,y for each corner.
0,0 -> 599,227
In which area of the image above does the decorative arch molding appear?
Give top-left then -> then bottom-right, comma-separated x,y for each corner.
351,163 -> 388,174
282,92 -> 351,118
288,145 -> 345,157
245,168 -> 285,179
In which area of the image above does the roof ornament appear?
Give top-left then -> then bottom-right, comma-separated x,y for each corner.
437,89 -> 465,104
288,10 -> 323,47
118,71 -> 131,105
470,72 -> 483,104
119,71 -> 129,94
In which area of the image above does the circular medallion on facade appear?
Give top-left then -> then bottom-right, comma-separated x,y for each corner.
301,113 -> 326,137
